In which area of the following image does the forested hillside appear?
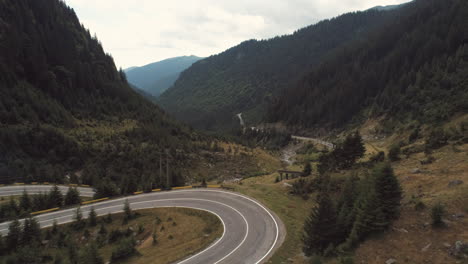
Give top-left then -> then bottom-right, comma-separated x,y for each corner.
268,0 -> 468,130
0,0 -> 195,189
125,56 -> 201,96
158,9 -> 399,132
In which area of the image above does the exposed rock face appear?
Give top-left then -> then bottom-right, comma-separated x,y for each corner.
448,241 -> 468,258
448,180 -> 463,187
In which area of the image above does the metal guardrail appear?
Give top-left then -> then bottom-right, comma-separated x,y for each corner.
31,207 -> 59,215
81,197 -> 109,205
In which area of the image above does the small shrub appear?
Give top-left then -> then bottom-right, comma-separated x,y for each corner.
425,128 -> 448,151
152,233 -> 157,246
338,257 -> 354,264
110,238 -> 137,262
172,222 -> 177,226
431,203 -> 446,228
388,145 -> 401,161
137,224 -> 145,234
310,255 -> 323,264
105,213 -> 113,224
420,155 -> 435,165
203,227 -> 213,234
290,178 -> 313,198
155,216 -> 161,225
168,235 -> 173,240
108,229 -> 124,243
414,200 -> 426,211
409,126 -> 420,143
369,151 -> 385,164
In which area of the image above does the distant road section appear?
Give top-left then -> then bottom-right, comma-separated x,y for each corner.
0,185 -> 95,197
292,135 -> 335,149
0,186 -> 284,264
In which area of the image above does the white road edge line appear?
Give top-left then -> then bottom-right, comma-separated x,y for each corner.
1,197 -> 250,264
0,187 -> 280,264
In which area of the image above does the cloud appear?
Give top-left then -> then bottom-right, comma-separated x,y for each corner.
65,0 -> 409,68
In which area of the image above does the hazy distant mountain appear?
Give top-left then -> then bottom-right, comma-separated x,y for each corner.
124,66 -> 138,72
125,56 -> 202,96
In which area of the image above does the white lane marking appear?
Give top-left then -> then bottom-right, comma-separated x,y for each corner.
0,186 -> 280,264
2,197 -> 250,264
188,189 -> 280,264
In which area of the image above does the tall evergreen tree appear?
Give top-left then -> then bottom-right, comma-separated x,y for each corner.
336,173 -> 360,242
303,189 -> 339,255
22,217 -> 41,246
373,163 -> 402,220
6,219 -> 21,251
303,162 -> 312,176
73,207 -> 84,230
123,199 -> 133,224
49,185 -> 64,208
345,179 -> 388,248
78,243 -> 103,264
19,189 -> 31,212
65,187 -> 81,206
88,207 -> 97,227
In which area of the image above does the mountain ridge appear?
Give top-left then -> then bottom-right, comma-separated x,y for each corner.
0,0 -> 194,188
125,55 -> 202,96
157,8 -> 399,132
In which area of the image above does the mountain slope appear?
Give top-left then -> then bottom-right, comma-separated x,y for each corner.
158,9 -> 400,132
0,0 -> 193,188
125,56 -> 201,96
268,0 -> 468,130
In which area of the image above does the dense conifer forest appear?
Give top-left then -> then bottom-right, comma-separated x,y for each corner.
0,0 -> 197,188
268,0 -> 468,130
158,9 -> 399,132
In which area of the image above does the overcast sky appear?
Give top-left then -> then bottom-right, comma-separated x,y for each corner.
65,0 -> 409,68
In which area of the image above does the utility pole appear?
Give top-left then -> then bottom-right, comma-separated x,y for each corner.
159,153 -> 162,187
166,149 -> 170,189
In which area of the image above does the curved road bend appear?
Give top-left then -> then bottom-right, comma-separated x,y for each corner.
0,186 -> 285,264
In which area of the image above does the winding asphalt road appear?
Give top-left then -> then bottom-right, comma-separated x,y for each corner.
0,185 -> 285,264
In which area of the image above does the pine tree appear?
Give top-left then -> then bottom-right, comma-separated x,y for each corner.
78,243 -> 103,264
51,219 -> 59,234
105,212 -> 113,223
431,203 -> 445,227
373,163 -> 402,220
88,207 -> 97,227
303,162 -> 312,176
0,235 -> 4,254
21,217 -> 41,246
8,197 -> 19,216
49,185 -> 64,208
65,187 -> 81,206
123,199 -> 133,224
19,189 -> 31,212
336,174 -> 360,242
345,183 -> 388,248
303,189 -> 339,255
6,219 -> 21,251
339,132 -> 366,169
73,207 -> 84,230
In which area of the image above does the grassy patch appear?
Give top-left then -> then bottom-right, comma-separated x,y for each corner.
1,207 -> 223,264
226,173 -> 314,264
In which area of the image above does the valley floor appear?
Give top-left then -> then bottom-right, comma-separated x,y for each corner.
226,139 -> 468,264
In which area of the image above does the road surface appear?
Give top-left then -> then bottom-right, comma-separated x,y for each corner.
0,185 -> 284,264
291,135 -> 335,149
